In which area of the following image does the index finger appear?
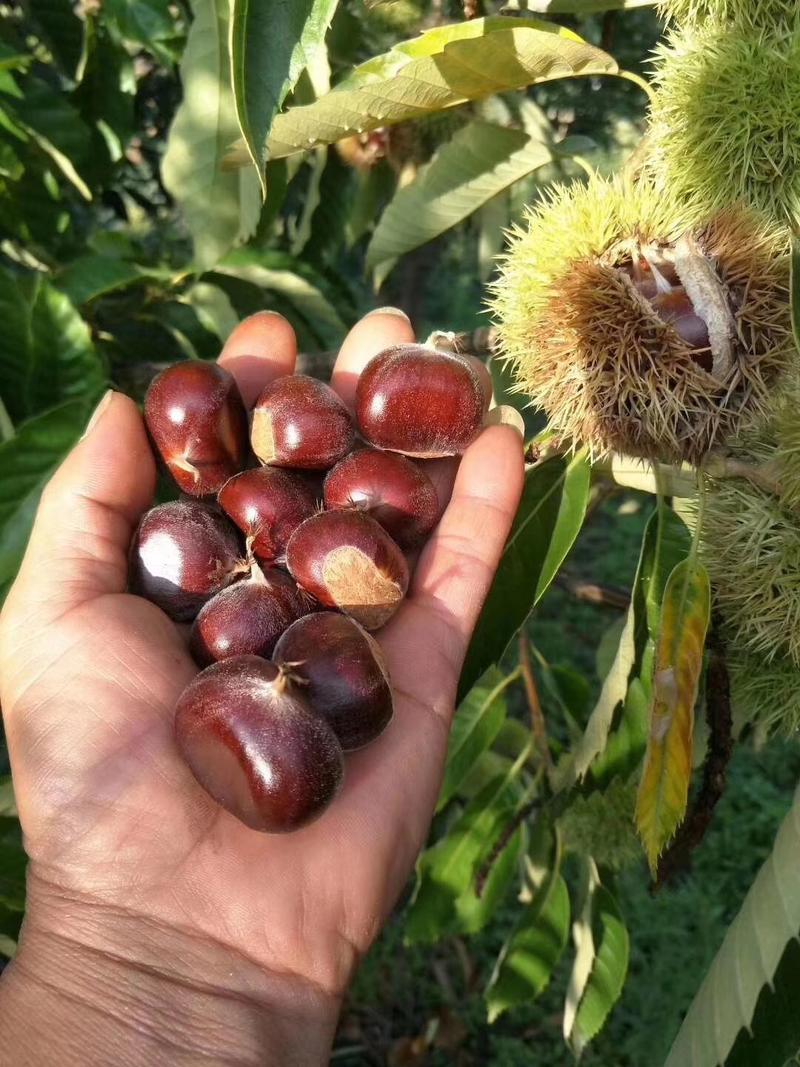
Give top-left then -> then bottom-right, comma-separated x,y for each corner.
218,311 -> 298,408
330,308 -> 416,410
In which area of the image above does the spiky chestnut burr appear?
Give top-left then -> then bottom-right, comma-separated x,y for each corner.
772,386 -> 800,511
559,777 -> 641,871
493,176 -> 792,463
658,0 -> 798,30
702,443 -> 800,668
648,22 -> 800,225
728,650 -> 800,738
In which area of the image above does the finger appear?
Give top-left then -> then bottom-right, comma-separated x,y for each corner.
3,391 -> 156,624
330,307 -> 415,410
218,311 -> 298,408
462,354 -> 493,408
382,424 -> 525,717
420,407 -> 525,518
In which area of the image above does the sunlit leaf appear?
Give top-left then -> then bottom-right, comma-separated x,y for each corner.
726,939 -> 800,1067
29,0 -> 86,78
162,0 -> 261,268
406,758 -> 529,944
486,872 -> 570,1022
665,779 -> 800,1067
4,76 -> 92,199
636,558 -> 711,874
367,121 -> 552,284
438,667 -> 516,812
211,248 -> 347,348
56,255 -> 155,306
229,0 -> 338,189
460,449 -> 590,701
105,0 -> 181,64
185,281 -> 240,341
0,271 -> 105,422
27,280 -> 107,415
564,861 -> 629,1054
224,16 -> 616,163
559,502 -> 691,790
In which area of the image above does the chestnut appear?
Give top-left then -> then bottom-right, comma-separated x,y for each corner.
129,500 -> 245,621
190,564 -> 310,666
355,344 -> 486,458
274,612 -> 393,750
218,467 -> 317,563
175,656 -> 344,833
286,511 -> 409,630
650,288 -> 711,357
145,361 -> 248,496
324,447 -> 439,550
251,374 -> 355,470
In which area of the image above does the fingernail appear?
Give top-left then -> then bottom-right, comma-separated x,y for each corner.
364,306 -> 410,321
483,404 -> 525,439
81,390 -> 114,440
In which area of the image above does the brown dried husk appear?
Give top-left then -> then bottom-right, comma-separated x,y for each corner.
495,179 -> 794,464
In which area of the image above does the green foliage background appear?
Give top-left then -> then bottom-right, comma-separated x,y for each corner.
1,1 -> 799,1064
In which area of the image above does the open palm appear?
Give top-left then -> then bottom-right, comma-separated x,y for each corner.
0,310 -> 524,1034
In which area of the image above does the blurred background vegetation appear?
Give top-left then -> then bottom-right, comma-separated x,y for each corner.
1,0 -> 796,1063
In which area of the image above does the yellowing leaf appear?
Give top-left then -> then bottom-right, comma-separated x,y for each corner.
635,558 -> 710,874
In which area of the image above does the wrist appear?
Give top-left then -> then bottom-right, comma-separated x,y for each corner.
0,873 -> 340,1066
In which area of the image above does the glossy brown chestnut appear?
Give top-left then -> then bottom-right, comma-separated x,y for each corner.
251,374 -> 355,470
218,467 -> 317,562
145,361 -> 248,496
323,448 -> 439,550
286,511 -> 409,630
355,344 -> 486,458
129,500 -> 245,621
275,613 -> 393,750
650,288 -> 712,362
190,564 -> 310,666
175,656 -> 344,833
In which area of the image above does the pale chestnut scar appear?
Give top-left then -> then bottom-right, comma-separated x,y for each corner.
322,546 -> 404,631
251,408 -> 277,464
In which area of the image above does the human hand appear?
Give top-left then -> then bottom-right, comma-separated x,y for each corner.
0,309 -> 525,1065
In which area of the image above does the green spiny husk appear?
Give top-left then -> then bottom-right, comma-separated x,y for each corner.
659,0 -> 799,30
492,175 -> 793,463
648,21 -> 800,225
559,776 -> 641,870
774,386 -> 800,509
703,436 -> 800,667
729,650 -> 800,737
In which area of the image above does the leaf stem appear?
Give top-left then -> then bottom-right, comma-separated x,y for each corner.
616,69 -> 655,106
519,632 -> 554,782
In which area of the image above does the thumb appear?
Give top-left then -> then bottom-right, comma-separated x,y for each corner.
3,390 -> 156,626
